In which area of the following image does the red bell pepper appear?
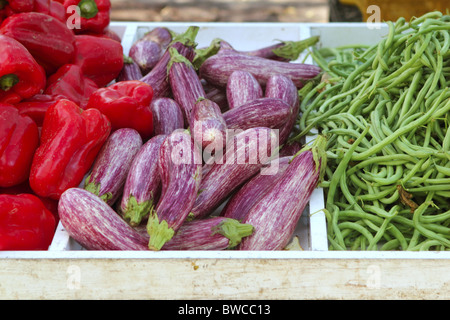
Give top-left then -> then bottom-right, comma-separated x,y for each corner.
0,193 -> 56,250
0,180 -> 60,223
74,34 -> 124,87
0,104 -> 39,188
0,12 -> 77,75
0,35 -> 46,104
14,94 -> 65,127
34,0 -> 66,22
0,0 -> 65,21
86,80 -> 154,140
29,99 -> 111,200
63,0 -> 110,34
45,64 -> 98,109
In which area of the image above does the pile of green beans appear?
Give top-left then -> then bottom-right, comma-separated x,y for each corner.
292,11 -> 450,251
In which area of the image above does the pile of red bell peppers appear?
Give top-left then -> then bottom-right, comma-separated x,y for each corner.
0,1 -> 156,250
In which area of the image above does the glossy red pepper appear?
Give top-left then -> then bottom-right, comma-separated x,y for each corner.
0,12 -> 77,74
0,104 -> 39,188
14,94 -> 64,127
29,99 -> 111,200
45,64 -> 98,109
0,0 -> 65,21
0,34 -> 46,104
86,80 -> 154,140
0,180 -> 60,223
0,193 -> 56,250
74,35 -> 124,87
63,0 -> 110,34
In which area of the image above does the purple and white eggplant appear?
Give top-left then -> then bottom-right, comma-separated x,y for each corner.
226,70 -> 263,109
203,80 -> 229,112
58,188 -> 149,250
238,135 -> 327,250
116,55 -> 143,82
120,134 -> 166,226
223,97 -> 291,131
220,156 -> 291,221
244,36 -> 320,61
161,216 -> 253,250
191,97 -> 227,151
191,126 -> 279,219
147,130 -> 202,250
84,128 -> 143,206
129,27 -> 173,74
140,26 -> 199,98
199,52 -> 321,89
150,97 -> 185,135
265,74 -> 300,144
168,47 -> 206,127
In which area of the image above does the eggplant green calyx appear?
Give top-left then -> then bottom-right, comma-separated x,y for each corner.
78,0 -> 99,19
212,218 -> 254,249
272,36 -> 320,61
147,210 -> 175,250
167,46 -> 194,75
84,176 -> 113,203
292,134 -> 328,183
0,74 -> 19,92
193,37 -> 223,69
123,195 -> 153,227
171,25 -> 199,49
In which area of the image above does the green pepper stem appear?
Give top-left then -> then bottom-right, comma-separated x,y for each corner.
0,0 -> 8,10
78,0 -> 99,19
0,74 -> 19,92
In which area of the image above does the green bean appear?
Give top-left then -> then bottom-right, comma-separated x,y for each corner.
302,12 -> 450,250
352,89 -> 450,161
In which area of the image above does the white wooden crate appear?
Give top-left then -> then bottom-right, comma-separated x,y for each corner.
2,22 -> 450,300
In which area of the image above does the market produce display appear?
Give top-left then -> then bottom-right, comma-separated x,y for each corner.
294,11 -> 450,251
1,4 -> 447,253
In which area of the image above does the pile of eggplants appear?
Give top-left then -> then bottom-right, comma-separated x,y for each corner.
58,26 -> 327,251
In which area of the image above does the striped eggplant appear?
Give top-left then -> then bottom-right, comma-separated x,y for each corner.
211,37 -> 320,62
203,80 -> 229,111
150,97 -> 185,135
191,97 -> 227,151
279,140 -> 302,157
129,27 -> 172,74
220,156 -> 291,221
84,128 -> 143,206
199,52 -> 321,89
226,70 -> 263,109
191,126 -> 279,219
244,36 -> 320,61
223,97 -> 291,131
168,47 -> 206,127
238,135 -> 327,250
162,217 -> 253,250
265,74 -> 299,144
120,134 -> 166,226
140,26 -> 199,98
58,188 -> 149,250
147,130 -> 202,250
116,56 -> 143,82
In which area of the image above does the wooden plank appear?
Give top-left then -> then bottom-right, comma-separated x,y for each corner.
1,254 -> 449,299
